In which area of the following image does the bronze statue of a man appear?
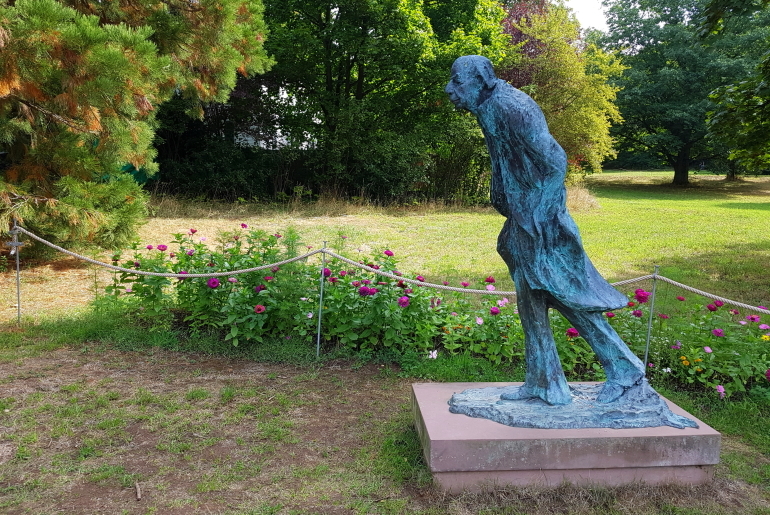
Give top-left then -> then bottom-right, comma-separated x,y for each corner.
446,55 -> 645,405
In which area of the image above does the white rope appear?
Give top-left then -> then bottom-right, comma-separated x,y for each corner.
8,226 -> 770,314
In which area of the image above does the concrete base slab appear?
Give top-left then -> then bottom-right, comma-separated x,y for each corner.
412,382 -> 721,492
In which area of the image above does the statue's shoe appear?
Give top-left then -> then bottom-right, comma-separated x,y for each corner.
500,384 -> 572,405
596,375 -> 645,403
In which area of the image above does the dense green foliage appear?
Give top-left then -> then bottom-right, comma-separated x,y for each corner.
0,0 -> 272,247
602,0 -> 770,184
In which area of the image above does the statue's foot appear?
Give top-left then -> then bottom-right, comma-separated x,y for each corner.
500,384 -> 571,405
596,375 -> 645,403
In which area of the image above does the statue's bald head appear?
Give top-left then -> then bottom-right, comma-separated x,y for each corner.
445,55 -> 498,113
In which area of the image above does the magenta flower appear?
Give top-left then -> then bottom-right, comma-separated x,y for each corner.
658,314 -> 670,319
497,298 -> 509,307
241,223 -> 248,228
189,228 -> 197,234
634,289 -> 650,303
358,286 -> 371,296
271,266 -> 280,273
707,304 -> 718,312
729,309 -> 740,315
362,279 -> 371,285
371,265 -> 380,270
145,244 -> 153,250
747,315 -> 761,322
178,271 -> 188,279
384,250 -> 394,257
264,276 -> 274,281
766,369 -> 770,382
443,281 -> 449,286
628,301 -> 636,307
397,296 -> 410,308
485,276 -> 495,283
566,328 -> 579,338
254,284 -> 266,292
416,275 -> 425,282
461,281 -> 470,287
392,270 -> 402,276
341,235 -> 348,239
328,277 -> 338,283
676,296 -> 686,301
133,261 -> 141,268
648,363 -> 655,368
716,385 -> 725,399
404,288 -> 413,294
759,324 -> 770,330
339,270 -> 347,277
632,310 -> 643,317
157,244 -> 168,252
671,341 -> 682,350
228,277 -> 238,283
254,304 -> 265,314
714,300 -> 724,307
207,278 -> 220,289
169,253 -> 176,258
351,281 -> 361,287
274,233 -> 282,238
704,346 -> 713,353
322,268 -> 331,277
711,329 -> 724,337
606,312 -> 615,318
186,249 -> 195,256
490,306 -> 500,315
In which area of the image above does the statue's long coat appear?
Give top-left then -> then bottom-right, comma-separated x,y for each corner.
476,80 -> 627,312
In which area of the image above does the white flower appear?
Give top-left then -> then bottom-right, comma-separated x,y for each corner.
307,312 -> 314,319
428,350 -> 438,359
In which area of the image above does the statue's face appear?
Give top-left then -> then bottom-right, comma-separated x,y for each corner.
445,62 -> 483,112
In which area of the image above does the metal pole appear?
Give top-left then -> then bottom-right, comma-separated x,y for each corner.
643,265 -> 660,374
7,219 -> 24,326
315,241 -> 327,359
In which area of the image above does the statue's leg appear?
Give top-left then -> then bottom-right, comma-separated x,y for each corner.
558,308 -> 645,403
500,280 -> 571,405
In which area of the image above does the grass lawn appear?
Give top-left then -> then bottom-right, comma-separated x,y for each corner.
0,171 -> 769,514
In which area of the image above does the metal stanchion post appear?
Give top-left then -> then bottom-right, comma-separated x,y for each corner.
6,220 -> 25,326
316,242 -> 327,359
643,265 -> 660,373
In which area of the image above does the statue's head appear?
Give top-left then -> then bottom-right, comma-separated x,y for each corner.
445,55 -> 497,113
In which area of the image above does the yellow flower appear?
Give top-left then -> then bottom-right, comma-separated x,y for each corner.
680,356 -> 687,360
683,360 -> 691,366
694,358 -> 702,362
696,367 -> 702,372
762,335 -> 770,341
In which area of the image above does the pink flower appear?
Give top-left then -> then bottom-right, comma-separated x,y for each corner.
714,300 -> 724,307
169,253 -> 176,258
322,268 -> 331,277
486,284 -> 495,291
339,270 -> 347,277
274,233 -> 282,238
747,315 -> 761,322
254,284 -> 266,292
676,296 -> 686,301
461,281 -> 470,287
759,324 -> 770,330
739,321 -> 748,325
240,223 -> 248,229
186,249 -> 195,256
707,304 -> 718,312
658,314 -> 670,319
485,276 -> 495,283
671,341 -> 682,350
328,277 -> 338,283
416,275 -> 425,282
189,228 -> 197,234
497,298 -> 509,307
490,306 -> 500,315
476,317 -> 484,325
634,289 -> 651,303
362,279 -> 371,285
766,369 -> 770,382
341,235 -> 348,239
628,301 -> 636,307
272,266 -> 280,273
254,304 -> 265,314
716,385 -> 725,399
566,328 -> 579,338
351,281 -> 361,287
207,278 -> 220,289
704,346 -> 712,353
711,329 -> 724,337
443,281 -> 449,286
228,277 -> 238,283
729,309 -> 740,315
404,288 -> 413,294
606,312 -> 615,318
157,244 -> 168,252
384,250 -> 394,257
632,310 -> 643,317
397,296 -> 410,308
146,245 -> 153,250
264,276 -> 274,281
648,363 -> 655,368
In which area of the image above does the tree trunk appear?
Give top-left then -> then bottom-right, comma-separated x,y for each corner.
671,150 -> 690,185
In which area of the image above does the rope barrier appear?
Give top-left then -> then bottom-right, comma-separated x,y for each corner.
6,226 -> 770,315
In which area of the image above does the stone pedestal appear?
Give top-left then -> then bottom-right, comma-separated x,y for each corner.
412,382 -> 720,492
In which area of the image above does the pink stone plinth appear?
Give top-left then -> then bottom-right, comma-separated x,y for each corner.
412,382 -> 720,492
